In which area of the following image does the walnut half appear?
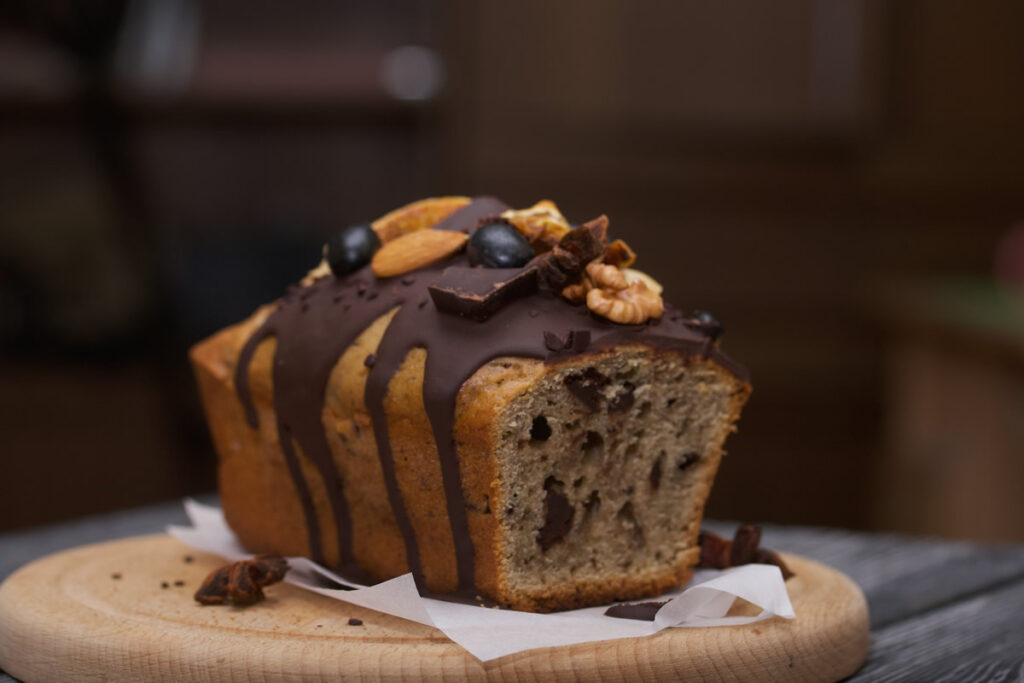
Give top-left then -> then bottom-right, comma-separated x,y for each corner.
581,262 -> 664,324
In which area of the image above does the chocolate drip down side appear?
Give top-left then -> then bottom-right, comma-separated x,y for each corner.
234,196 -> 748,598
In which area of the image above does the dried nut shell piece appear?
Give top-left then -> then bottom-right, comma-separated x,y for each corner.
586,282 -> 664,324
371,229 -> 468,278
501,200 -> 572,251
372,196 -> 471,243
603,239 -> 637,268
622,268 -> 663,295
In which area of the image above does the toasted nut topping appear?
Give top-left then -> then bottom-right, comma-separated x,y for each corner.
372,196 -> 471,243
371,229 -> 468,278
501,200 -> 571,251
561,281 -> 589,304
586,262 -> 628,291
586,282 -> 664,324
300,257 -> 332,286
603,239 -> 636,268
622,268 -> 663,295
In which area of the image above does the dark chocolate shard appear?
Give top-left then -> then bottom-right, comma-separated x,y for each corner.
537,477 -> 574,551
432,196 -> 511,232
544,331 -> 566,352
544,329 -> 592,354
604,600 -> 667,621
570,330 -> 591,353
428,266 -> 538,322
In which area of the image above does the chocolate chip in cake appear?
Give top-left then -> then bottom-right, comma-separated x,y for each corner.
649,456 -> 663,491
563,367 -> 611,412
161,581 -> 169,589
537,477 -> 574,551
530,416 -> 552,441
111,572 -> 122,580
364,354 -> 376,368
348,618 -> 363,626
183,555 -> 194,564
677,452 -> 700,472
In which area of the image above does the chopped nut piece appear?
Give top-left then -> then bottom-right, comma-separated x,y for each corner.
370,229 -> 468,278
300,258 -> 332,286
372,196 -> 471,243
603,239 -> 636,268
586,281 -> 664,324
501,200 -> 571,251
586,262 -> 628,290
622,268 -> 663,295
560,281 -> 589,304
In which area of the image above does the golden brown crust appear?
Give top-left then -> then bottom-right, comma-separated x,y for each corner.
191,307 -> 750,610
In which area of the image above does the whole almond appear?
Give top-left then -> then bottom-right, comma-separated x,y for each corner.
372,196 -> 470,243
371,230 -> 468,278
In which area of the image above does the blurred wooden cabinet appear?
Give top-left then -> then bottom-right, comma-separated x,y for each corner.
876,280 -> 1024,542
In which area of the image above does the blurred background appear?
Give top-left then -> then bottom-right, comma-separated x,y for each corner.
2,0 -> 1023,541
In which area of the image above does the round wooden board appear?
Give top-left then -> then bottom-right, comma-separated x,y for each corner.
0,535 -> 868,682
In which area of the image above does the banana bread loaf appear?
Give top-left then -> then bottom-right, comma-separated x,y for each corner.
190,196 -> 751,612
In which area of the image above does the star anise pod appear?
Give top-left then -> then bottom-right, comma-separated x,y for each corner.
194,555 -> 290,606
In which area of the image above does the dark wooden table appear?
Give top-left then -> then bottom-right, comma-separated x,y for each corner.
2,500 -> 1023,682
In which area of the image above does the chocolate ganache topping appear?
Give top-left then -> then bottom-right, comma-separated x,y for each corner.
233,196 -> 748,596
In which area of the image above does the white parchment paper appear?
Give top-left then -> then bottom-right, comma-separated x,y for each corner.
168,500 -> 794,661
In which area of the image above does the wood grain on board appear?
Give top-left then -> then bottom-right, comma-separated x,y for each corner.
0,534 -> 867,682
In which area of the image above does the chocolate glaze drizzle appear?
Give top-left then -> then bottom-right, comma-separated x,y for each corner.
234,197 -> 748,597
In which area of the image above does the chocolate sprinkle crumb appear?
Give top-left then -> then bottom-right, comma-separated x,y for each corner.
348,618 -> 363,626
174,580 -> 185,587
184,555 -> 194,564
161,582 -> 169,589
111,573 -> 122,580
364,354 -> 377,368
